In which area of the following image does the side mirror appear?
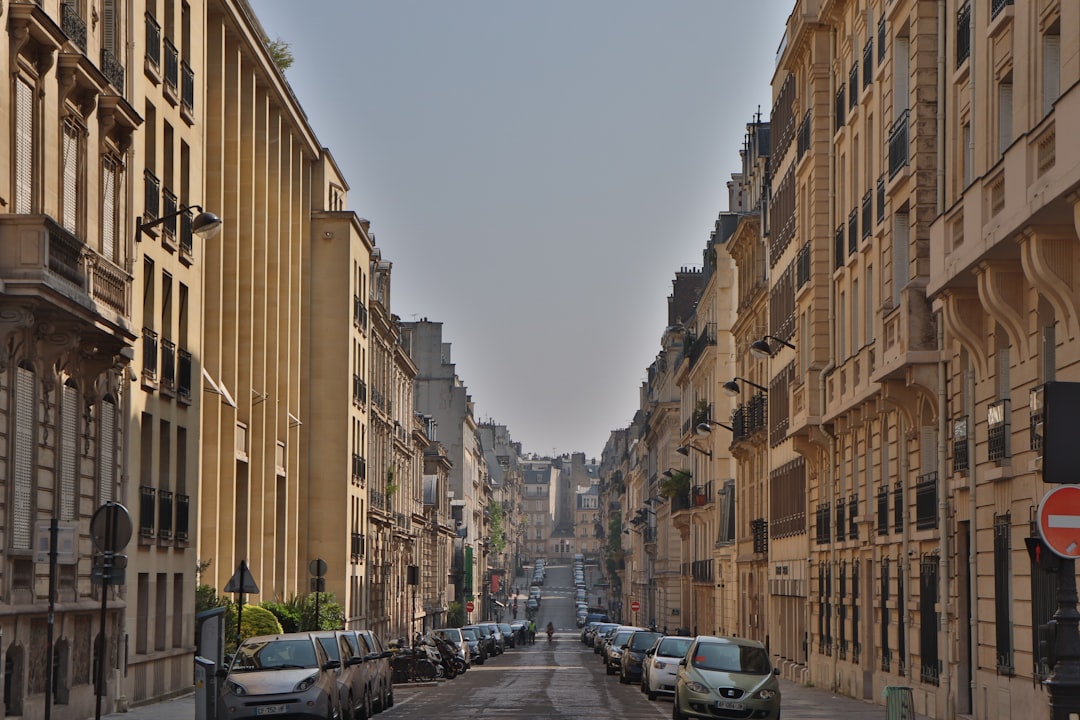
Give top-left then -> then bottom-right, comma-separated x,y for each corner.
381,650 -> 393,659
679,657 -> 687,666
348,656 -> 364,666
215,667 -> 228,679
322,659 -> 341,671
773,667 -> 780,675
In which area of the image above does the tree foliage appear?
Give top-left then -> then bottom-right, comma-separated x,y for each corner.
488,501 -> 507,553
447,601 -> 466,628
266,37 -> 294,71
240,604 -> 283,638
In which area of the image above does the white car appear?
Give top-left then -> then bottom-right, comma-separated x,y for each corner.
640,635 -> 694,700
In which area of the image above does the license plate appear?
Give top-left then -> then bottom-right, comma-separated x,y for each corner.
256,705 -> 287,715
715,700 -> 745,711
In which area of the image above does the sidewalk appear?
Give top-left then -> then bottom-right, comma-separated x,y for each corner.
103,692 -> 195,720
779,679 -> 931,720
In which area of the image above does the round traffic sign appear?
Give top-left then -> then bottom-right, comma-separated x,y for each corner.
630,600 -> 641,612
1037,485 -> 1080,558
309,558 -> 328,577
90,502 -> 132,552
465,601 -> 475,613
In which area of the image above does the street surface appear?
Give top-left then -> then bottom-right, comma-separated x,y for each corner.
377,562 -> 916,720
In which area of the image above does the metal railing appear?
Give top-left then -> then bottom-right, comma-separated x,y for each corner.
62,3 -> 88,51
178,348 -> 192,401
915,472 -> 938,529
176,494 -> 189,542
139,486 -> 156,537
181,61 -> 195,114
848,209 -> 858,255
145,13 -> 161,68
144,171 -> 160,223
101,47 -> 124,92
160,338 -> 176,390
888,110 -> 910,178
956,4 -> 971,67
861,191 -> 872,239
142,328 -> 158,380
796,243 -> 810,288
163,36 -> 179,93
158,490 -> 173,540
991,0 -> 1013,20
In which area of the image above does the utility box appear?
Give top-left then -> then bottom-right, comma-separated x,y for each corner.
883,685 -> 914,720
194,656 -> 218,720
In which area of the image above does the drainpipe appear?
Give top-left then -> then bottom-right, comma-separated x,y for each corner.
935,4 -> 953,719
900,410 -> 910,681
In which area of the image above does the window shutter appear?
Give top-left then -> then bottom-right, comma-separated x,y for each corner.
13,367 -> 36,548
102,0 -> 117,52
893,38 -> 909,118
15,77 -> 34,213
998,82 -> 1013,155
61,384 -> 79,521
99,398 -> 116,504
1043,35 -> 1060,115
102,156 -> 118,261
63,119 -> 80,233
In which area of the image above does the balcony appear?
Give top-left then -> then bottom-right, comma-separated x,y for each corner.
876,175 -> 886,225
796,243 -> 810,289
691,559 -> 714,583
873,284 -> 937,383
797,112 -> 811,160
351,532 -> 365,560
353,374 -> 367,405
834,224 -> 844,270
888,110 -> 910,179
685,323 -> 716,369
835,85 -> 846,132
145,13 -> 161,73
642,526 -> 657,544
952,416 -> 969,473
161,188 -> 178,248
144,171 -> 160,224
178,348 -> 192,402
751,518 -> 769,554
836,497 -> 846,541
139,486 -> 156,538
175,494 -> 189,542
815,503 -> 831,545
163,36 -> 179,102
862,39 -> 873,89
181,61 -> 195,120
991,0 -> 1013,20
160,338 -> 176,392
142,328 -> 158,383
862,192 -> 872,239
848,209 -> 858,256
988,399 -> 1010,461
179,208 -> 194,263
352,453 -> 366,485
353,294 -> 369,329
848,494 -> 859,539
0,215 -> 131,321
101,47 -> 124,92
848,64 -> 858,110
158,490 -> 174,540
62,3 -> 87,51
956,4 -> 971,67
915,472 -> 938,529
893,482 -> 904,533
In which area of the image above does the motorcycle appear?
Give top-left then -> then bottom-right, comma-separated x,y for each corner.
429,634 -> 466,678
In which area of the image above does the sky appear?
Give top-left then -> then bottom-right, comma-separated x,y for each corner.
253,1 -> 793,460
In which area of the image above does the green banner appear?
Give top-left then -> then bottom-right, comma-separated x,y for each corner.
465,546 -> 474,600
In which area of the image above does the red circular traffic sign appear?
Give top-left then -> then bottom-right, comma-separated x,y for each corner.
1037,485 -> 1080,558
465,601 -> 475,613
630,600 -> 641,612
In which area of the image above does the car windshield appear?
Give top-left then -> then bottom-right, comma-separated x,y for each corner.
315,636 -> 340,661
613,631 -> 634,647
460,628 -> 478,641
691,643 -> 771,674
436,629 -> 462,642
232,639 -> 318,671
629,632 -> 663,651
656,637 -> 694,658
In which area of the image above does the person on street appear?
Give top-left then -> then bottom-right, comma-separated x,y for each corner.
528,619 -> 536,644
546,621 -> 554,642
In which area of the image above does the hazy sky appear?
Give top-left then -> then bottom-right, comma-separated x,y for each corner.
253,1 -> 793,459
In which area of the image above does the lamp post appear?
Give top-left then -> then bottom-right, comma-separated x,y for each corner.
749,335 -> 796,360
136,205 -> 223,241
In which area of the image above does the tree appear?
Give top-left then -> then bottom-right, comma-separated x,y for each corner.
488,501 -> 507,553
240,604 -> 283,639
660,469 -> 691,499
266,37 -> 294,71
447,601 -> 466,628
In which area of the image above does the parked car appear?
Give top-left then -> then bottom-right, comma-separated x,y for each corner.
641,634 -> 694,700
672,636 -> 781,720
498,622 -> 517,649
219,632 -> 342,720
619,630 -> 663,684
603,627 -> 643,674
432,627 -> 471,668
479,622 -> 505,654
459,626 -> 487,664
312,630 -> 372,720
351,629 -> 394,713
593,623 -> 621,653
462,624 -> 497,658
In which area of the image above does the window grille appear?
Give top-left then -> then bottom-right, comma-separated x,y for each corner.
13,366 -> 36,548
880,558 -> 891,671
919,555 -> 940,684
60,384 -> 79,521
994,513 -> 1013,674
15,77 -> 34,213
99,398 -> 117,504
63,117 -> 81,233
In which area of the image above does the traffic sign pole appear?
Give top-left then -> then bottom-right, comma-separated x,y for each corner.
1038,481 -> 1080,718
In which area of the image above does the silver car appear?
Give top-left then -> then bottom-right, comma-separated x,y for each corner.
312,630 -> 371,720
219,632 -> 341,720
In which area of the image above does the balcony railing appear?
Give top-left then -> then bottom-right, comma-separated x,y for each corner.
351,532 -> 365,560
691,559 -> 714,583
888,110 -> 910,178
848,494 -> 859,539
991,0 -> 1013,20
144,171 -> 160,223
956,4 -> 971,67
878,16 -> 886,63
160,338 -> 176,390
353,295 -> 368,328
876,175 -> 886,224
848,63 -> 858,110
863,39 -> 873,89
353,374 -> 367,405
796,243 -> 810,289
101,47 -> 124,92
642,526 -> 657,543
181,61 -> 195,115
797,112 -> 811,159
686,323 -> 716,368
178,348 -> 192,401
848,209 -> 858,255
352,453 -> 366,484
861,192 -> 872,239
953,416 -> 970,472
158,490 -> 173,540
139,486 -> 156,537
145,13 -> 161,69
834,225 -> 844,269
893,481 -> 904,533
142,328 -> 158,380
877,486 -> 889,535
163,37 -> 179,94
915,472 -> 938,529
62,3 -> 88,51
988,399 -> 1010,461
816,503 -> 831,545
176,493 -> 189,542
751,518 -> 769,554
836,497 -> 847,541
161,188 -> 178,241
835,85 -> 846,132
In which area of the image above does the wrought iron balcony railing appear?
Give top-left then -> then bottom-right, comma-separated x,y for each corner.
176,494 -> 189,542
145,13 -> 161,68
178,348 -> 192,402
62,3 -> 87,51
915,472 -> 938,529
101,47 -> 124,92
158,490 -> 173,540
139,485 -> 156,537
888,110 -> 910,178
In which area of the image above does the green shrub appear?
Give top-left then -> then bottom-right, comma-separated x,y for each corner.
261,601 -> 302,633
447,601 -> 465,628
240,604 -> 283,639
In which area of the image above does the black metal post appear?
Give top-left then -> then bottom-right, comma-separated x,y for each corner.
1046,559 -> 1080,719
314,590 -> 320,631
93,552 -> 111,720
236,591 -> 244,652
45,518 -> 57,720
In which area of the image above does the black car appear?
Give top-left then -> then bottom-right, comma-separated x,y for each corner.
462,624 -> 497,659
619,630 -> 663,683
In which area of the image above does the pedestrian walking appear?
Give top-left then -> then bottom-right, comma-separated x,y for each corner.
528,619 -> 536,644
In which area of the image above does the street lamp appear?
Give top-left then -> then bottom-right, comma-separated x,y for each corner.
136,205 -> 222,241
749,335 -> 796,359
722,377 -> 769,397
695,419 -> 733,436
677,443 -> 712,459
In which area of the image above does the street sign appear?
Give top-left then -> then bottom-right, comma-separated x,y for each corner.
630,600 -> 641,612
224,560 -> 260,594
35,522 -> 77,564
309,558 -> 328,577
1037,485 -> 1080,558
465,601 -> 475,613
90,502 -> 132,553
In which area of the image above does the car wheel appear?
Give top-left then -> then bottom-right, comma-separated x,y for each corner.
386,683 -> 394,709
606,664 -> 614,675
672,691 -> 687,720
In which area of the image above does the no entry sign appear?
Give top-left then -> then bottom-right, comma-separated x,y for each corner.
465,600 -> 475,613
630,600 -> 641,612
1037,485 -> 1080,558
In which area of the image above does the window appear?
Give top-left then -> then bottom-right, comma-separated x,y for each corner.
60,384 -> 79,521
15,76 -> 35,213
962,122 -> 972,187
892,212 -> 909,308
12,365 -> 36,549
865,266 -> 873,344
62,116 -> 83,234
98,397 -> 117,504
998,75 -> 1013,156
993,513 -> 1013,673
102,154 -> 121,262
1043,30 -> 1060,115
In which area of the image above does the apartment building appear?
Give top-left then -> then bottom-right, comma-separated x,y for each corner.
522,458 -> 557,563
573,483 -> 602,562
478,422 -> 524,597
